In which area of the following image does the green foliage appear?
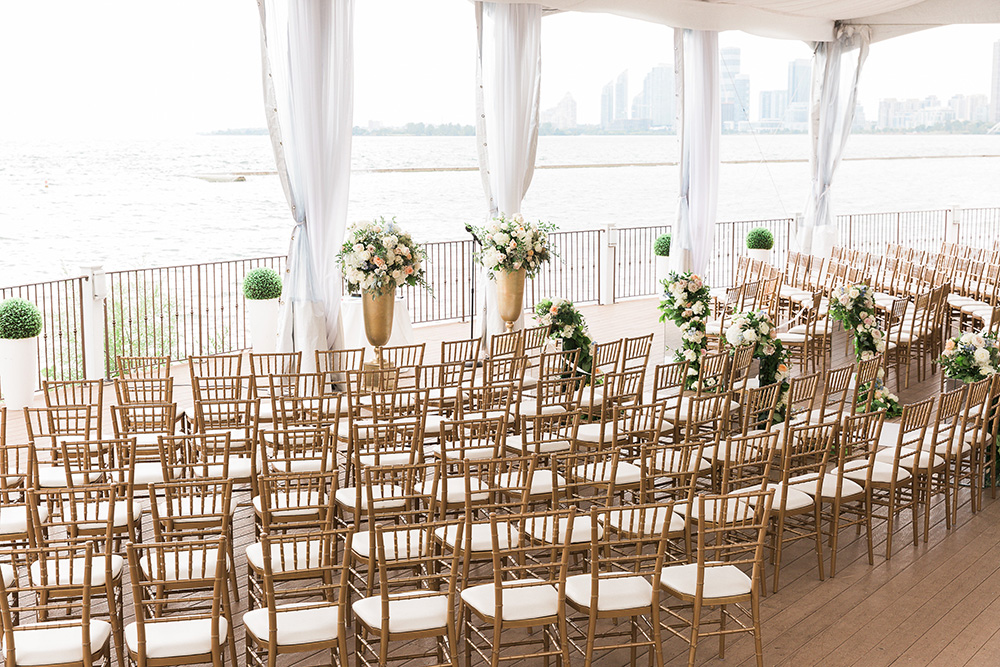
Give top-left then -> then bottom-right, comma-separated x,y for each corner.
534,298 -> 593,382
0,298 -> 43,339
745,227 -> 774,250
653,234 -> 671,257
243,268 -> 282,300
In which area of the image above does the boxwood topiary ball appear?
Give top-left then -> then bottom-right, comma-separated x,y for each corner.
746,227 -> 774,250
243,268 -> 283,300
653,233 -> 671,257
0,298 -> 43,339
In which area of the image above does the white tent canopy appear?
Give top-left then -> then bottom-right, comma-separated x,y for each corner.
496,0 -> 1000,43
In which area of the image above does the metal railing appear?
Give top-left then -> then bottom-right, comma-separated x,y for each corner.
103,256 -> 285,377
0,278 -> 86,392
1,206 -> 997,393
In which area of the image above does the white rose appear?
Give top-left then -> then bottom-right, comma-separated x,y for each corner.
725,326 -> 742,347
974,348 -> 991,364
683,349 -> 697,361
743,330 -> 757,343
692,301 -> 705,315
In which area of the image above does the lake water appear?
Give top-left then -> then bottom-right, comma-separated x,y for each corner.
1,133 -> 999,286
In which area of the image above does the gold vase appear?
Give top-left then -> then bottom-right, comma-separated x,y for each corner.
495,268 -> 526,332
362,290 -> 394,370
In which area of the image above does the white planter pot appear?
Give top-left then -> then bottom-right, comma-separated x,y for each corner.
246,298 -> 279,354
747,248 -> 771,265
654,255 -> 671,290
0,337 -> 38,410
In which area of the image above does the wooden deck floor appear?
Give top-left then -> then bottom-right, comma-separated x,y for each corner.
4,297 -> 996,666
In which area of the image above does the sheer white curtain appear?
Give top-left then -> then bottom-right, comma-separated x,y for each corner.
672,28 -> 720,277
800,26 -> 870,257
475,1 -> 542,342
258,0 -> 354,369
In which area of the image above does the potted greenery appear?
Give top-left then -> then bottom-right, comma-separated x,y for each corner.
243,267 -> 282,354
746,227 -> 774,264
0,298 -> 43,409
654,233 -> 671,287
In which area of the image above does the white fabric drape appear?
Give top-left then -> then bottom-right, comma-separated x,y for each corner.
672,28 -> 720,277
799,26 -> 869,257
258,0 -> 354,369
475,1 -> 542,343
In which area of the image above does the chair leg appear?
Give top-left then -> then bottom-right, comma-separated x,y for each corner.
687,600 -> 703,667
751,590 -> 765,667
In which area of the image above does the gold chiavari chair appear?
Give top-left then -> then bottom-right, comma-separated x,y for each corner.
116,354 -> 170,379
42,379 -> 104,438
660,488 -> 774,667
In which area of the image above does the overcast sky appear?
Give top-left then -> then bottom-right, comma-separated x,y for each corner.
0,1 -> 996,139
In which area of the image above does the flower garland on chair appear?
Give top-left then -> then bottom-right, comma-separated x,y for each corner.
828,284 -> 902,417
658,272 -> 710,389
724,309 -> 791,414
534,298 -> 594,381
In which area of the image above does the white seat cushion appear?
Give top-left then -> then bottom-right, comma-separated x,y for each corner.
6,621 -> 112,665
572,461 -> 642,486
575,421 -> 624,444
246,540 -> 324,572
36,466 -> 98,488
125,617 -> 228,658
690,496 -> 753,523
874,448 -> 944,471
505,434 -> 572,455
243,602 -> 340,646
647,448 -> 711,474
139,547 -> 222,580
358,451 -> 413,468
418,477 -> 490,505
352,593 -> 449,634
788,473 -> 863,500
434,522 -> 511,553
352,528 -> 427,560
660,562 -> 752,599
844,460 -> 911,484
132,461 -> 165,486
30,555 -> 124,587
566,573 -> 653,611
524,515 -> 599,544
519,401 -> 568,418
156,495 -> 231,520
252,491 -> 323,517
334,485 -> 406,511
744,483 -> 813,512
461,579 -> 558,621
604,506 -> 686,535
74,499 -> 143,530
494,470 -> 565,496
0,505 -> 42,537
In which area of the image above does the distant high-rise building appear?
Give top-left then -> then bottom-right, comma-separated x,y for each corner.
600,81 -> 614,129
787,58 -> 811,107
541,93 -> 578,130
949,94 -> 990,123
759,90 -> 787,121
630,64 -> 675,129
614,70 -> 629,122
719,47 -> 750,126
991,40 -> 1000,123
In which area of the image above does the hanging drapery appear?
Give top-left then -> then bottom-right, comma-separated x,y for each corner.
475,1 -> 542,342
799,25 -> 870,257
258,0 -> 354,369
671,28 -> 720,277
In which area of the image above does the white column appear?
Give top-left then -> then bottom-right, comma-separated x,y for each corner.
599,224 -> 617,305
80,265 -> 107,380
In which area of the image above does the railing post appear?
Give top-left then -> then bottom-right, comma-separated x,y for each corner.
949,206 -> 962,245
80,265 -> 107,381
599,224 -> 617,305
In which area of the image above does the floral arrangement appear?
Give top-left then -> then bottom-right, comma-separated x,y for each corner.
746,227 -> 774,250
939,332 -> 1000,383
534,298 -> 593,381
469,213 -> 555,279
658,272 -> 711,388
829,283 -> 901,417
0,299 -> 43,339
725,309 -> 791,419
242,267 -> 282,300
336,217 -> 428,296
